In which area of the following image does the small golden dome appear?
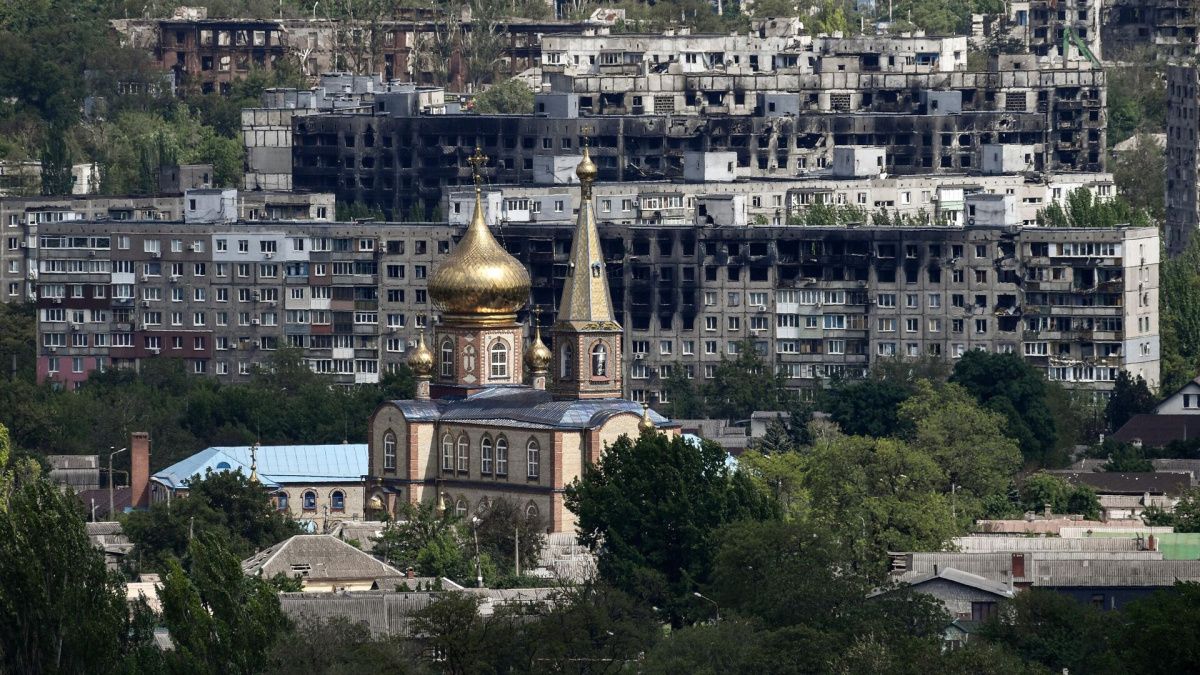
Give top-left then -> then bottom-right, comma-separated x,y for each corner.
576,145 -> 598,186
638,403 -> 656,434
429,149 -> 530,322
367,495 -> 384,511
407,330 -> 434,377
525,323 -> 552,372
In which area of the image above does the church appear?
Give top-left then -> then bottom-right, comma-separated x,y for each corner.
364,147 -> 676,532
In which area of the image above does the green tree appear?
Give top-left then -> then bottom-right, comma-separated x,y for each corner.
0,480 -> 156,674
373,500 -> 470,580
1147,488 -> 1200,532
1105,371 -> 1158,432
473,77 -> 535,114
565,431 -> 777,624
1018,472 -> 1101,519
898,380 -> 1023,511
1102,442 -> 1154,472
160,532 -> 291,674
804,431 -> 960,576
1113,133 -> 1165,222
1036,188 -> 1150,229
823,377 -> 912,438
472,495 -> 545,581
519,582 -> 661,671
660,361 -> 705,418
978,589 -> 1119,674
409,592 -> 521,674
123,468 -> 299,572
701,339 -> 791,421
266,617 -> 420,674
1114,582 -> 1200,674
951,350 -> 1059,466
1160,239 -> 1200,392
736,447 -> 809,519
39,124 -> 74,195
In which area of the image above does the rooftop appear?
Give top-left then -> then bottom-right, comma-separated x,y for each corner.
1111,414 -> 1200,448
390,386 -> 672,430
152,444 -> 367,490
242,534 -> 405,583
1047,471 -> 1193,497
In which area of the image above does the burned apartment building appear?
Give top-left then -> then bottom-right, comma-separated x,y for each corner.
1166,64 -> 1200,257
290,47 -> 1107,218
443,149 -> 1114,228
1103,0 -> 1200,59
30,215 -> 1158,398
112,5 -> 588,92
996,0 -> 1103,60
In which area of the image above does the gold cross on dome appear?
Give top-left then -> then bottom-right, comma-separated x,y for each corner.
532,305 -> 543,327
580,125 -> 594,147
468,146 -> 488,187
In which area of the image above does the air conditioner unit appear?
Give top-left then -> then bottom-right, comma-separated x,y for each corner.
140,300 -> 150,307
264,252 -> 274,259
170,275 -> 180,283
251,318 -> 260,325
266,300 -> 276,307
634,353 -> 645,360
187,243 -> 197,252
52,298 -> 62,304
253,340 -> 261,349
48,346 -> 57,353
18,242 -> 27,249
69,323 -> 80,331
150,251 -> 161,258
88,250 -> 96,257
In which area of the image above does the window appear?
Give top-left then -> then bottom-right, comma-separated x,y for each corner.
527,439 -> 540,479
440,339 -> 454,378
384,431 -> 396,470
481,436 -> 493,474
331,490 -> 345,511
490,340 -> 509,378
971,602 -> 998,622
455,499 -> 467,518
456,435 -> 469,472
302,490 -> 317,511
277,492 -> 289,511
441,434 -> 453,471
560,344 -> 573,379
591,342 -> 608,377
495,437 -> 508,476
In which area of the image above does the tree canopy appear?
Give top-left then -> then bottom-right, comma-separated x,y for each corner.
950,350 -> 1060,466
565,430 -> 777,623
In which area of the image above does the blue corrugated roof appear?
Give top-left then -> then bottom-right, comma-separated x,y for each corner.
153,444 -> 368,490
389,388 -> 671,430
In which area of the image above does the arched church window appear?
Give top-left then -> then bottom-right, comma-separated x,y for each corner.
591,342 -> 608,377
490,340 -> 509,379
440,339 -> 454,378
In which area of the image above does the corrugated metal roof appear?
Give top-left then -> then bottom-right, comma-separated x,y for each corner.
389,387 -> 671,430
242,534 -> 404,581
152,444 -> 367,489
953,536 -> 1145,552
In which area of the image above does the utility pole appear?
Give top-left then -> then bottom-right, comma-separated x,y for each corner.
515,527 -> 520,577
108,446 -> 126,520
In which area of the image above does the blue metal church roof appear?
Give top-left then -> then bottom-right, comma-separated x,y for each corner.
153,444 -> 368,490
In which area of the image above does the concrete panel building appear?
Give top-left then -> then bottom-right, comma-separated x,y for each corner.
1166,64 -> 1200,256
27,216 -> 1159,397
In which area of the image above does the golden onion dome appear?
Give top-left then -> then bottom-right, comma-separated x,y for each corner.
407,330 -> 434,377
525,323 -> 552,372
576,145 -> 598,186
429,149 -> 530,322
638,402 -> 657,434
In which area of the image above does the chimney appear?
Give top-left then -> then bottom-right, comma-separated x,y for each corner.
130,432 -> 150,509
